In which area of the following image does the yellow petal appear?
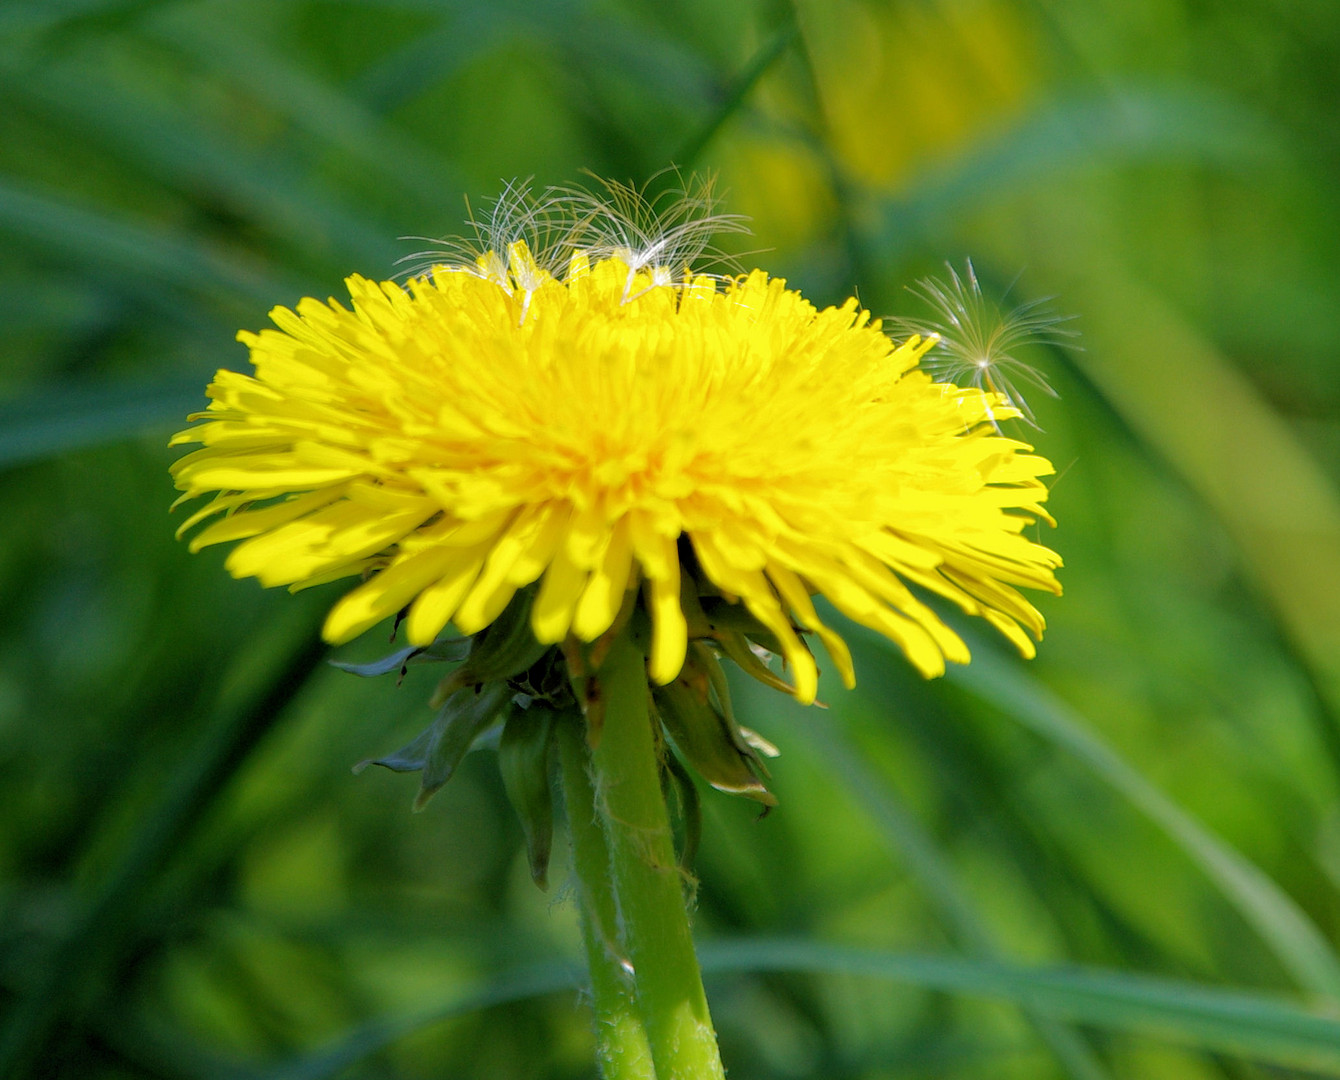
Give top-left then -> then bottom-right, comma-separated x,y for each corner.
645,565 -> 687,686
766,563 -> 856,689
323,545 -> 465,644
188,488 -> 346,552
532,540 -> 588,645
572,517 -> 633,640
226,500 -> 435,586
405,550 -> 490,644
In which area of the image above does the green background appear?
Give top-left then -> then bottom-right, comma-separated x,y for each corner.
3,1 -> 1340,1077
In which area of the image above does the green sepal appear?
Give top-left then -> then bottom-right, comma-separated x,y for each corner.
682,580 -> 794,693
509,646 -> 576,708
330,636 -> 469,679
677,575 -> 714,639
431,590 -> 549,706
355,681 -> 512,811
663,747 -> 702,879
689,641 -> 775,776
498,702 -> 556,888
653,671 -> 776,807
559,638 -> 605,748
354,728 -> 435,774
417,682 -> 513,810
698,597 -> 785,655
697,639 -> 740,730
712,630 -> 795,696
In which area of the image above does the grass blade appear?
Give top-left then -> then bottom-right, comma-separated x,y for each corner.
0,627 -> 329,1079
257,942 -> 1340,1078
0,54 -> 395,271
351,11 -> 508,114
700,940 -> 1340,1074
0,178 -> 294,307
0,374 -> 208,470
870,85 -> 1280,262
266,960 -> 581,1080
787,716 -> 1111,1080
148,12 -> 464,207
944,639 -> 1340,1000
672,19 -> 799,169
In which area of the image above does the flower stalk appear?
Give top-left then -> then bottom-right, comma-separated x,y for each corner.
557,716 -> 658,1079
571,635 -> 726,1080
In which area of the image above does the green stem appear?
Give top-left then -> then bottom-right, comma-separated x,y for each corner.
557,717 -> 658,1080
588,636 -> 726,1080
671,18 -> 799,170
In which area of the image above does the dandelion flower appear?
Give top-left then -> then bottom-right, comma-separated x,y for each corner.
170,184 -> 1061,708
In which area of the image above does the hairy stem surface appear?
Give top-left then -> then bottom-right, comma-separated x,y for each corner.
587,636 -> 726,1080
558,715 -> 658,1080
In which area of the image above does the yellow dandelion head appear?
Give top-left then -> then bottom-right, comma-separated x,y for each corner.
170,181 -> 1062,707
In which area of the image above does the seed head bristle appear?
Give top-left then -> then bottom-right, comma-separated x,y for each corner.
891,259 -> 1078,429
398,173 -> 752,305
559,170 -> 751,287
397,178 -> 585,287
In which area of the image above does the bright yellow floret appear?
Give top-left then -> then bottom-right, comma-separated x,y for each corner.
171,243 -> 1061,704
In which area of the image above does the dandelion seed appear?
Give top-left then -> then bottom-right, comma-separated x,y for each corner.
892,259 -> 1078,429
397,179 -> 591,324
559,171 -> 752,301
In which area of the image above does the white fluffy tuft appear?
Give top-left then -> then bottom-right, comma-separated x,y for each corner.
398,172 -> 751,303
891,259 -> 1079,429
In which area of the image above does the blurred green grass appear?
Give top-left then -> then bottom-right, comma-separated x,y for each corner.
3,1 -> 1340,1077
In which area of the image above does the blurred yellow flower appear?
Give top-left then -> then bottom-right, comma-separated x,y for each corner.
803,0 -> 1038,189
171,191 -> 1060,705
719,0 -> 1040,254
